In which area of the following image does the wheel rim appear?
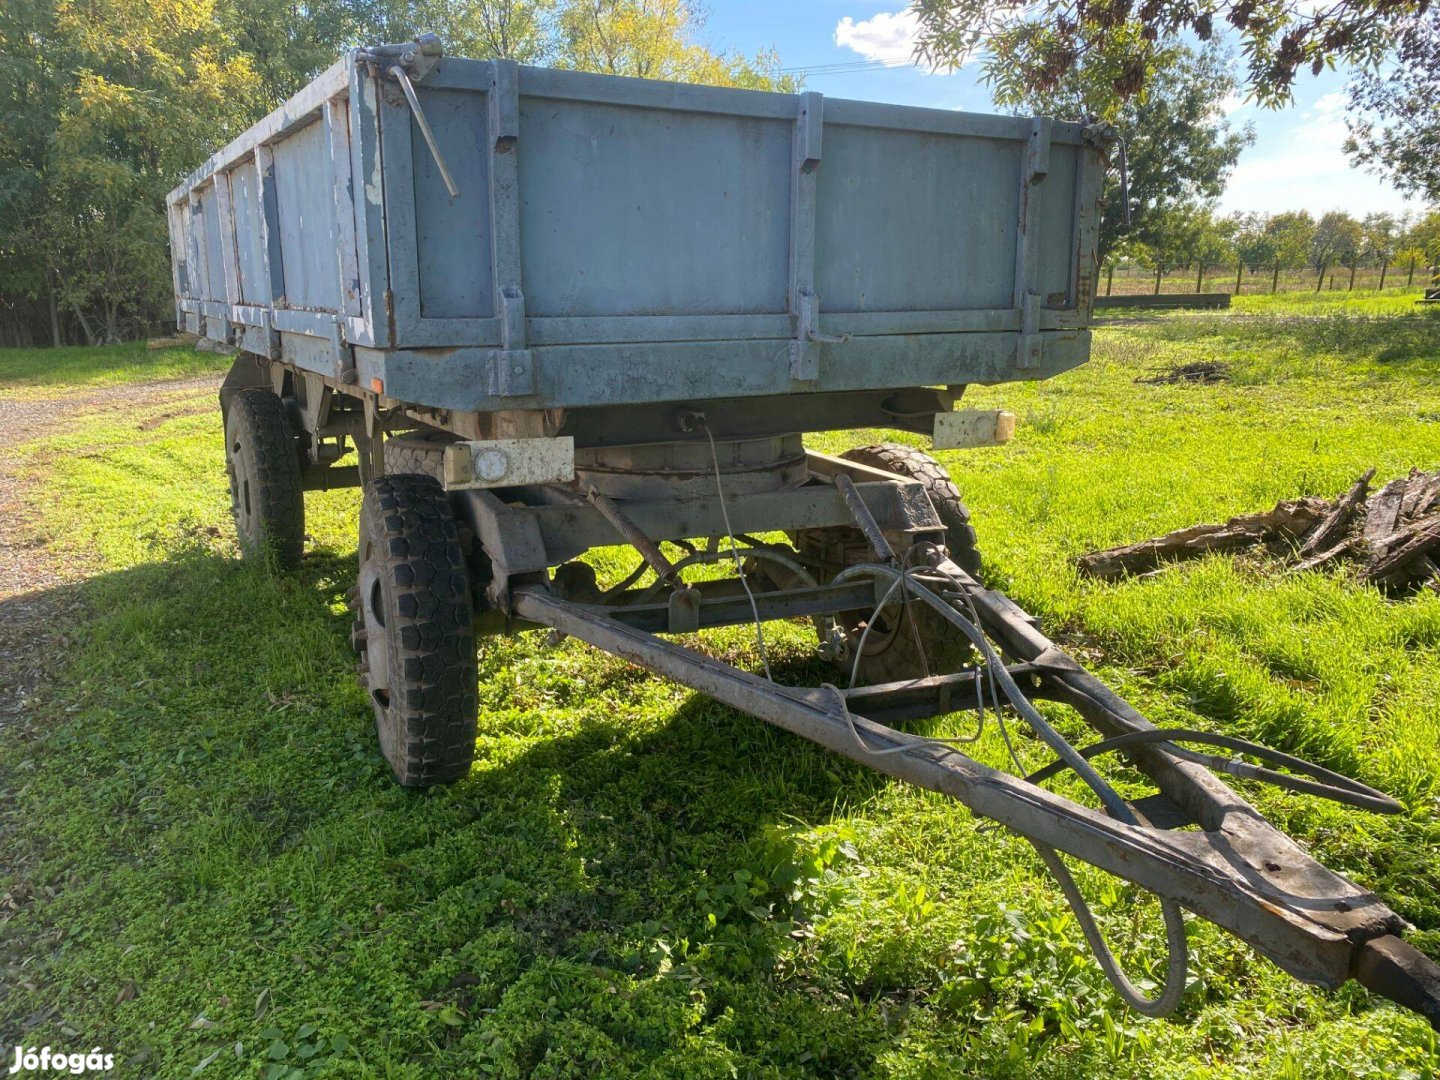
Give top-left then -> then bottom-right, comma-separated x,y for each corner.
356,539 -> 394,738
227,438 -> 253,537
852,605 -> 903,656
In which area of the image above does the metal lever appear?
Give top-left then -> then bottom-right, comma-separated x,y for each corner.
388,64 -> 459,199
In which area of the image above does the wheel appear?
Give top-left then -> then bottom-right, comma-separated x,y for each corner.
795,443 -> 981,684
224,389 -> 305,569
352,474 -> 478,787
382,429 -> 459,481
841,443 -> 980,575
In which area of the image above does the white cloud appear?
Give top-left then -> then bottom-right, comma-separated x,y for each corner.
1221,92 -> 1417,217
834,9 -> 956,72
1218,92 -> 1250,116
1305,91 -> 1347,120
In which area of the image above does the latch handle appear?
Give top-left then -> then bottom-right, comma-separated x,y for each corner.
388,64 -> 459,199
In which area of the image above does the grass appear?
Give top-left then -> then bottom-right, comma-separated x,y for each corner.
2,302 -> 1439,1078
0,341 -> 230,397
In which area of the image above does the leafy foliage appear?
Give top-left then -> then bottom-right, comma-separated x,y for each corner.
0,0 -> 265,344
912,0 -> 1427,107
1344,11 -> 1440,204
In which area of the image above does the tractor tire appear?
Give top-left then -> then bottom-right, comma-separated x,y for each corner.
353,473 -> 477,787
224,388 -> 305,569
795,443 -> 981,684
382,429 -> 459,481
842,443 -> 980,575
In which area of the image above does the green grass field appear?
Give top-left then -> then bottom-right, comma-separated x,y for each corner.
2,300 -> 1439,1078
0,341 -> 230,397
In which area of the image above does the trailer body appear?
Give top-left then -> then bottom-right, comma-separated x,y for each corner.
170,41 -> 1440,1032
168,49 -> 1102,420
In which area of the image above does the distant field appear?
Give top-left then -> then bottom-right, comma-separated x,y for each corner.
1,302 -> 1438,1077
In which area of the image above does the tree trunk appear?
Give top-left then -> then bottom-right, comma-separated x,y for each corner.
1235,263 -> 1243,295
1196,263 -> 1204,292
1379,260 -> 1388,290
1106,263 -> 1114,295
47,271 -> 61,348
1315,262 -> 1327,292
71,304 -> 97,347
1348,263 -> 1356,291
103,299 -> 122,345
1272,264 -> 1280,292
1408,257 -> 1416,287
1154,264 -> 1162,294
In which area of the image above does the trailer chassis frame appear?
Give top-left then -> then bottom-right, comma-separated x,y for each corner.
456,454 -> 1440,1028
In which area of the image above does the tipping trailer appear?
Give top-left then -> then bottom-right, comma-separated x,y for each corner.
169,37 -> 1440,1027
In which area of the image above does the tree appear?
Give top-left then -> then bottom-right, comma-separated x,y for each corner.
1185,212 -> 1234,292
994,42 -> 1252,263
352,0 -> 559,66
1264,211 -> 1315,293
0,0 -> 264,343
1344,12 -> 1439,204
1231,212 -> 1273,294
1362,212 -> 1399,288
1310,211 -> 1363,291
1130,202 -> 1215,294
554,0 -> 794,87
1409,209 -> 1440,265
1393,246 -> 1426,287
912,0 -> 1425,107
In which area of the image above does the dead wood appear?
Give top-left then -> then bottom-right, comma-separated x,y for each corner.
1363,477 -> 1409,558
1076,498 -> 1330,581
1297,468 -> 1374,558
1291,538 -> 1356,574
1077,467 -> 1440,591
1363,514 -> 1440,583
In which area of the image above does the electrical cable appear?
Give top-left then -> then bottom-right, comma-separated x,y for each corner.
828,560 -> 1190,1017
1023,727 -> 1401,815
697,417 -> 773,682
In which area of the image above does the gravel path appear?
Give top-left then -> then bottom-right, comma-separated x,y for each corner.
0,374 -> 223,733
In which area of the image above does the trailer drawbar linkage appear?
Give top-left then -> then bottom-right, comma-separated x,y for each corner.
501,502 -> 1440,1029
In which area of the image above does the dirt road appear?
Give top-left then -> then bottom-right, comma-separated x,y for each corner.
0,374 -> 223,731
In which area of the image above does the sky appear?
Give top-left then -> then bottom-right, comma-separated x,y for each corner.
700,0 -> 1423,220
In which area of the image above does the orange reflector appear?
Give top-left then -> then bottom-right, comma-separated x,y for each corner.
370,377 -> 384,395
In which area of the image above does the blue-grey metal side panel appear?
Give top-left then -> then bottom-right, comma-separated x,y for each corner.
360,331 -> 1092,414
815,125 -> 1020,312
198,186 -> 225,302
230,165 -> 267,305
517,99 -> 792,317
413,85 -> 494,319
166,51 -> 1104,411
272,119 -> 342,312
1038,146 -> 1079,305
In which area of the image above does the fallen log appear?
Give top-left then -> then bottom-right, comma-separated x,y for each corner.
1363,477 -> 1409,559
1076,498 -> 1331,581
1364,515 -> 1440,583
1077,467 -> 1440,590
1291,538 -> 1356,574
1400,469 -> 1440,520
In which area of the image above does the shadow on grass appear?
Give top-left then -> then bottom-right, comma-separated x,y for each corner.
0,548 -> 909,1075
